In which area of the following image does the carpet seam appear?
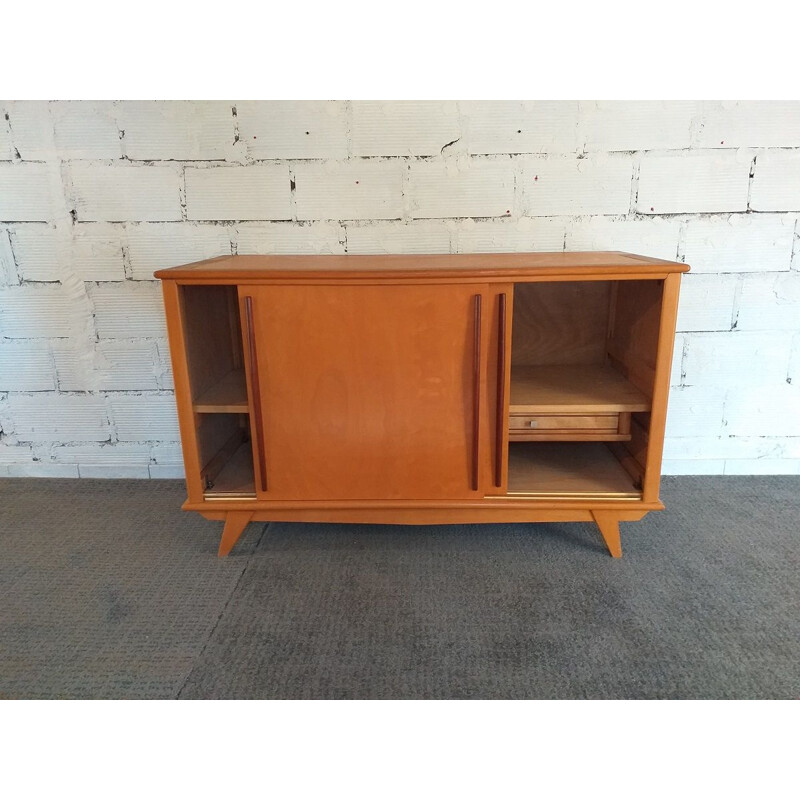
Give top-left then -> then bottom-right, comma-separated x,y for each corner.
174,521 -> 271,699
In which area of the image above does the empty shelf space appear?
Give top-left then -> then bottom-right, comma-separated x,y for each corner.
507,442 -> 641,499
509,364 -> 650,414
193,368 -> 248,413
204,442 -> 256,499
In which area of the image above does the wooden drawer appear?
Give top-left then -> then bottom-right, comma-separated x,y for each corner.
509,412 -> 631,441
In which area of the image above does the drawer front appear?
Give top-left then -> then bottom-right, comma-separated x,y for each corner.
510,414 -> 619,431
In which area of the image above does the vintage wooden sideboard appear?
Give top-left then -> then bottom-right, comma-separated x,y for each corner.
155,252 -> 688,558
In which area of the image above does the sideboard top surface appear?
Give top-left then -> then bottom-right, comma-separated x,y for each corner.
154,251 -> 690,282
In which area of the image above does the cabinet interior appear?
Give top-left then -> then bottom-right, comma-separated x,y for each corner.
179,285 -> 255,499
507,279 -> 663,498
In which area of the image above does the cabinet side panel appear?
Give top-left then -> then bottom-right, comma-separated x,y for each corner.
604,279 -> 665,492
642,273 -> 682,502
161,280 -> 204,501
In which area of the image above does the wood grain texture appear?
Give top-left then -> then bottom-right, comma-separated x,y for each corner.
592,510 -> 623,558
241,282 -> 491,500
507,443 -> 641,498
642,272 -> 682,502
217,511 -> 253,557
511,281 -> 612,366
193,368 -> 247,413
494,291 -> 508,488
160,280 -> 204,503
243,295 -> 267,494
154,252 -> 689,281
606,279 -> 664,399
204,441 -> 255,498
509,364 -> 650,413
180,285 -> 241,401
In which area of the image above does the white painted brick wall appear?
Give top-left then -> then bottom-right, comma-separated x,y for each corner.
675,273 -> 738,332
3,101 -> 53,160
148,442 -> 184,478
670,335 -> 685,387
351,101 -> 460,157
0,228 -> 17,284
681,332 -> 794,387
294,161 -> 404,221
664,386 -> 727,439
681,214 -> 795,273
238,101 -> 348,160
580,101 -> 698,152
409,160 -> 515,219
0,164 -> 58,221
0,284 -> 86,338
3,394 -> 110,443
0,112 -> 14,160
693,101 -> 800,149
52,101 -> 122,160
50,443 -> 152,479
235,222 -> 344,255
0,341 -> 55,391
461,101 -> 580,155
69,164 -> 182,222
725,386 -> 800,437
88,281 -> 167,339
118,101 -> 234,161
185,165 -> 291,221
345,221 -> 452,254
522,155 -> 633,216
53,340 -> 161,392
749,151 -> 800,211
110,394 -> 179,442
637,151 -> 751,214
12,224 -> 126,282
125,222 -> 232,279
736,272 -> 800,331
565,216 -> 681,261
0,100 -> 798,477
453,217 -> 567,253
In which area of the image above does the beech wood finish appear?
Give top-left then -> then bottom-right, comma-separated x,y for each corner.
156,252 -> 687,557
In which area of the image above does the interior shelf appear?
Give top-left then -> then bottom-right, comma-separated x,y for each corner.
204,441 -> 256,499
194,368 -> 248,413
506,442 -> 641,499
509,364 -> 650,414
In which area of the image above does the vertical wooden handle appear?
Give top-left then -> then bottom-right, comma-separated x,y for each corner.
244,296 -> 268,493
472,294 -> 482,492
495,292 -> 507,487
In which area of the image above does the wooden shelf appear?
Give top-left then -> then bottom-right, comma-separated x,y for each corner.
507,442 -> 641,498
509,364 -> 650,414
194,369 -> 248,413
204,442 -> 256,499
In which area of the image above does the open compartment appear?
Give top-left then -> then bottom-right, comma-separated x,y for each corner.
178,285 -> 255,499
507,279 -> 664,498
196,413 -> 255,498
179,284 -> 248,413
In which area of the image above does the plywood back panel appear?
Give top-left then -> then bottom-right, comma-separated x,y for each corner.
606,279 -> 663,399
511,281 -> 611,366
180,284 -> 242,400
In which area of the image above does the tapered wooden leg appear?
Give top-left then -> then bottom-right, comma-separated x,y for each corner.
592,511 -> 622,558
218,511 -> 253,557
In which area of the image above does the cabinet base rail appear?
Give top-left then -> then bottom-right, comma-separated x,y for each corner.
201,506 -> 656,558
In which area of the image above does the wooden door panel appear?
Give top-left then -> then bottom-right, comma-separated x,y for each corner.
241,283 -> 489,500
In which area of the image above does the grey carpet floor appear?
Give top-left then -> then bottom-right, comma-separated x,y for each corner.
0,477 -> 797,699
